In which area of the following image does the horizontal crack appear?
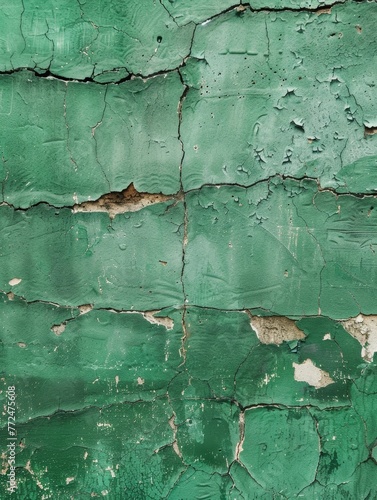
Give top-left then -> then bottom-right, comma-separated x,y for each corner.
0,66 -> 184,85
5,175 -> 377,212
163,0 -> 348,28
73,183 -> 181,218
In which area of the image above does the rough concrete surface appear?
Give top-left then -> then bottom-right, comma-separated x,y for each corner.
0,1 -> 377,498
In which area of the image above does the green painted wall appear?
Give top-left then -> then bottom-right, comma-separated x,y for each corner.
0,1 -> 377,498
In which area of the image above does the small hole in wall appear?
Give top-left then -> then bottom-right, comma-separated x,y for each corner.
157,36 -> 162,43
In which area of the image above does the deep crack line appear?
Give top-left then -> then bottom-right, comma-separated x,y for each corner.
178,68 -> 190,366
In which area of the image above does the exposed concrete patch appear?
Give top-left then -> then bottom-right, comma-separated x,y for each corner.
51,323 -> 66,336
293,359 -> 334,389
341,315 -> 377,363
72,184 -> 176,218
79,304 -> 93,315
235,411 -> 245,460
249,315 -> 306,345
168,414 -> 182,458
143,310 -> 174,330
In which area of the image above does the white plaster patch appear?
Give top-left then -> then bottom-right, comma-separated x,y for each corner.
143,310 -> 174,330
79,304 -> 93,315
235,411 -> 245,460
9,278 -> 22,286
341,314 -> 377,362
293,359 -> 334,389
168,414 -> 182,458
105,467 -> 116,478
51,323 -> 65,336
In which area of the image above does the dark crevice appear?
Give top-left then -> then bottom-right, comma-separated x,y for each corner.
364,126 -> 377,136
3,288 -> 376,324
0,66 -> 183,85
162,0 -> 348,28
0,1 -> 353,85
6,173 -> 377,212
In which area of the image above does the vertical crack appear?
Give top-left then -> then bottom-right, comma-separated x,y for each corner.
308,410 -> 322,484
63,84 -> 79,172
235,409 -> 245,461
1,156 -> 9,203
91,86 -> 111,190
176,25 -> 196,366
19,0 -> 26,55
45,21 -> 55,71
168,413 -> 183,459
159,0 -> 180,28
178,69 -> 189,366
292,194 -> 325,315
264,17 -> 272,72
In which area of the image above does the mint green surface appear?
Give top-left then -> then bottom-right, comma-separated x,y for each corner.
0,71 -> 183,207
181,3 -> 377,191
0,202 -> 183,308
1,1 -> 377,498
0,0 -> 194,79
240,408 -> 319,496
185,179 -> 377,318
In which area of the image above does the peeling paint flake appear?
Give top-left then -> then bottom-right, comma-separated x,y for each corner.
249,315 -> 306,345
293,359 -> 334,389
342,315 -> 377,362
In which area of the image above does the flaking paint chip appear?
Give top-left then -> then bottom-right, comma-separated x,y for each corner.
249,315 -> 306,345
341,315 -> 377,362
293,359 -> 334,389
8,278 -> 22,286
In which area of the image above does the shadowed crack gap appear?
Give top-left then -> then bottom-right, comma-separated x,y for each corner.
160,0 -> 348,28
0,1 -> 350,84
72,183 -> 178,218
364,126 -> 377,136
6,173 -> 377,212
177,67 -> 190,366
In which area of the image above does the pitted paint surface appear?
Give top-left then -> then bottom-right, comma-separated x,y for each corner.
0,1 -> 377,498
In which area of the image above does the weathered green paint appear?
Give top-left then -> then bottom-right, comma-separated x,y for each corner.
181,3 -> 377,191
0,0 -> 195,79
0,202 -> 183,308
1,1 -> 377,498
241,408 -> 319,496
185,179 -> 377,318
0,71 -> 183,207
